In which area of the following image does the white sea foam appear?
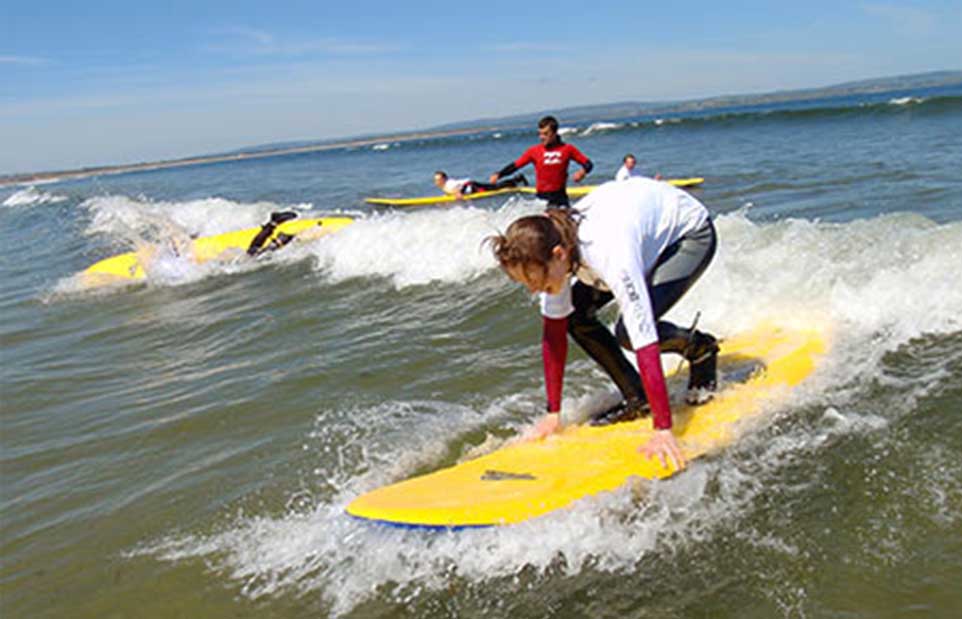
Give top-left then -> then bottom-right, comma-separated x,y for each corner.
305,205 -> 962,435
308,198 -> 540,288
302,203 -> 962,349
74,193 -> 962,388
888,96 -> 925,106
81,194 -> 315,239
581,122 -> 623,136
2,185 -> 67,207
135,398 -> 809,616
54,194 -> 323,291
135,394 -> 701,614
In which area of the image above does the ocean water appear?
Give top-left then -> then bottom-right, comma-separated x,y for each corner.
2,86 -> 961,618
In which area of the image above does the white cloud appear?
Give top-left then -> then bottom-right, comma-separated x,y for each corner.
205,26 -> 400,57
861,3 -> 936,36
484,43 -> 566,53
214,26 -> 275,46
0,55 -> 47,65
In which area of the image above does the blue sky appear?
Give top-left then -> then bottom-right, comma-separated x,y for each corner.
2,1 -> 960,175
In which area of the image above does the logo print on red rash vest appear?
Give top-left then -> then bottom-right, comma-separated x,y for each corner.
543,152 -> 563,165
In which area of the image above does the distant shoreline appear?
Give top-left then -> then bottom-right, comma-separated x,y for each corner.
4,70 -> 958,190
0,126 -> 495,189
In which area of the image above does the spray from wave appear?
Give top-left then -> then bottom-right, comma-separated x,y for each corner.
307,198 -> 539,288
2,186 -> 68,207
81,193 -> 317,240
51,194 -> 337,293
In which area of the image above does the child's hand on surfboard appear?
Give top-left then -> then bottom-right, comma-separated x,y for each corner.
639,429 -> 687,471
522,413 -> 562,441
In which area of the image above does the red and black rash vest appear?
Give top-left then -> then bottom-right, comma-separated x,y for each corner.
503,142 -> 592,193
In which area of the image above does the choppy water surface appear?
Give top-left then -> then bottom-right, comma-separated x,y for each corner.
2,88 -> 961,618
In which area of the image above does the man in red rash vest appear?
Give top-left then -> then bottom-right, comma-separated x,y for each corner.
489,115 -> 593,207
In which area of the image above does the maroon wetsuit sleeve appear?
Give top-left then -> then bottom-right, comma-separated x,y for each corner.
635,342 -> 672,429
542,316 -> 568,413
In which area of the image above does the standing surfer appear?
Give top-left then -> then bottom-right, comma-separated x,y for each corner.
489,115 -> 593,208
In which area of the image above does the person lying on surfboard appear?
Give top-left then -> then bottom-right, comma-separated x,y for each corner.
489,115 -> 593,208
486,177 -> 719,470
433,170 -> 527,201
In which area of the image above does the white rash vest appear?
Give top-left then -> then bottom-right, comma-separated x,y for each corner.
443,178 -> 471,194
540,178 -> 710,349
614,164 -> 643,181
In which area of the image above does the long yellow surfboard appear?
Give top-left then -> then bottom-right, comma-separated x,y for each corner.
563,177 -> 704,198
363,178 -> 704,207
81,216 -> 354,286
364,188 -> 521,207
346,322 -> 824,529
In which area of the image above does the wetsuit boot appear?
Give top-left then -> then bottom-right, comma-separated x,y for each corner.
568,314 -> 650,426
494,174 -> 529,190
589,395 -> 650,426
655,321 -> 719,405
246,211 -> 298,256
686,339 -> 718,404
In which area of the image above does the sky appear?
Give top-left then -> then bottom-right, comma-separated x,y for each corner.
2,1 -> 960,175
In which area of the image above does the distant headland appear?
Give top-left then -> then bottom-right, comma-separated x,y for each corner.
0,127 -> 495,189
2,70 -> 959,188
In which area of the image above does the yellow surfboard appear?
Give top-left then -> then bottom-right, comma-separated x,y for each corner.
364,188 -> 521,207
81,216 -> 354,286
563,177 -> 705,198
346,322 -> 825,529
363,178 -> 705,207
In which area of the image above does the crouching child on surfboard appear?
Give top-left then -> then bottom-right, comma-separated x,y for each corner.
486,177 -> 719,470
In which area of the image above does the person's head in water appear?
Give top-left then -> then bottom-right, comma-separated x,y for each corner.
623,154 -> 636,170
433,170 -> 448,190
537,116 -> 560,147
486,209 -> 580,295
